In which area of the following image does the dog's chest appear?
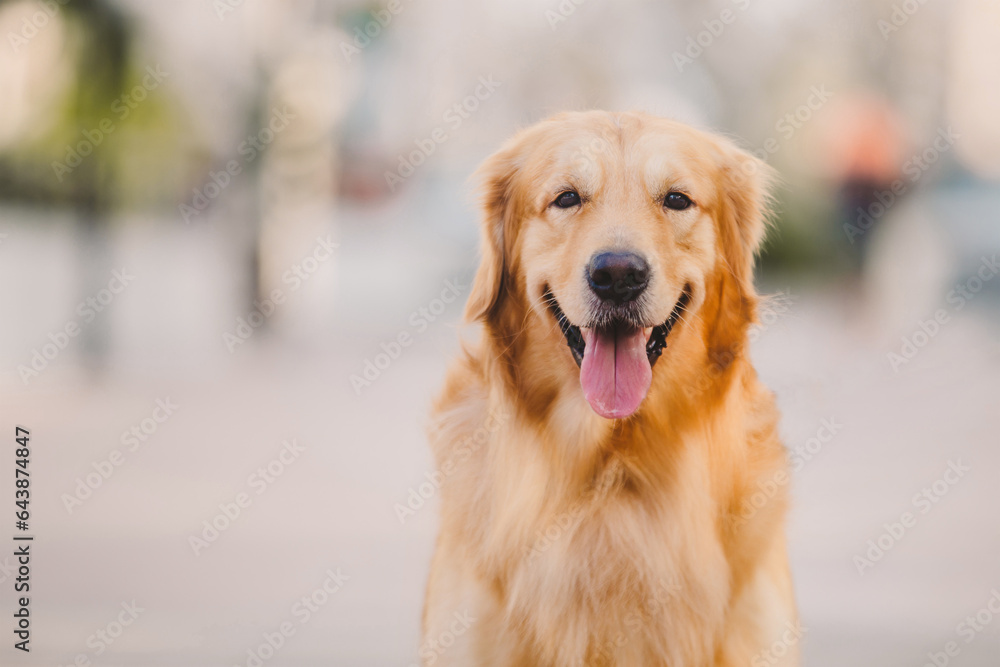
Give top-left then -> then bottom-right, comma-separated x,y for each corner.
502,480 -> 728,664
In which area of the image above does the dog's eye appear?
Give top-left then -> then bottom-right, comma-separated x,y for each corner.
663,192 -> 693,211
553,191 -> 581,208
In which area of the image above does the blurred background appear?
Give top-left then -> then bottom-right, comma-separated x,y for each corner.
0,0 -> 998,664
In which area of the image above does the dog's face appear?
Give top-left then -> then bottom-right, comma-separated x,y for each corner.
467,111 -> 772,420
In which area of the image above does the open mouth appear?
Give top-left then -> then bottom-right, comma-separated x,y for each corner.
545,286 -> 691,368
544,285 -> 691,419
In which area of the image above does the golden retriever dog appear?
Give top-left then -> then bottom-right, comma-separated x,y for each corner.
423,111 -> 798,666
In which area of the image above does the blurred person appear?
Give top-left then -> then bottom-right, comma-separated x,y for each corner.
823,93 -> 906,280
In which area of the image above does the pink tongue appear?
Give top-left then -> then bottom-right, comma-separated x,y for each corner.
580,326 -> 652,419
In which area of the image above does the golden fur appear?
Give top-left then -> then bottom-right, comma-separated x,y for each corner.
422,111 -> 798,666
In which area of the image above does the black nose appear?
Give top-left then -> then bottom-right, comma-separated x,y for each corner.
587,251 -> 650,304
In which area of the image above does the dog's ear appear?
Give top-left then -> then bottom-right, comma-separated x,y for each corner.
721,142 -> 775,288
705,140 -> 777,369
464,139 -> 525,324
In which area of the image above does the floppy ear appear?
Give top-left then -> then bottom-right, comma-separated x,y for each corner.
705,140 -> 777,369
464,140 -> 525,324
722,143 -> 775,291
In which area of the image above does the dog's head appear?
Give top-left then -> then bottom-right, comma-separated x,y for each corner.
467,111 -> 774,420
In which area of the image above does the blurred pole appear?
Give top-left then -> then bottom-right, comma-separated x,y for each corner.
64,0 -> 130,372
249,1 -> 356,342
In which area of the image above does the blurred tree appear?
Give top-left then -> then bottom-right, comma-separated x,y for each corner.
0,0 -> 130,364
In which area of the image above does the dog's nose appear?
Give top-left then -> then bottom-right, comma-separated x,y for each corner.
587,251 -> 650,304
